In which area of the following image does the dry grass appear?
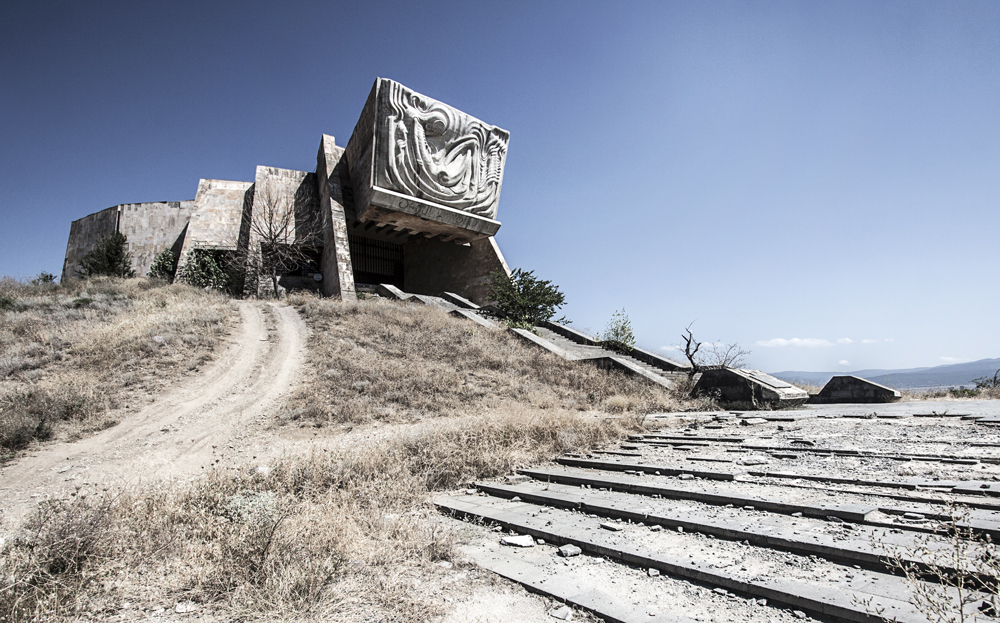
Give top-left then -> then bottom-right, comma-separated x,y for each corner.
1,408 -> 649,622
282,293 -> 685,426
0,276 -> 235,461
0,292 -> 697,621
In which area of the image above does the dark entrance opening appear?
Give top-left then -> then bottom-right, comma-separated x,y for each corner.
348,234 -> 404,289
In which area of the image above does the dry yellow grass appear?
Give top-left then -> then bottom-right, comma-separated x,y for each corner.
283,293 -> 685,425
0,276 -> 235,460
2,408 -> 651,621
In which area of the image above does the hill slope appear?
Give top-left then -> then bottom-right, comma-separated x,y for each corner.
772,357 -> 1000,389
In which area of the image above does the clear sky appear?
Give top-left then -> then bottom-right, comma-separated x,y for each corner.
2,1 -> 998,373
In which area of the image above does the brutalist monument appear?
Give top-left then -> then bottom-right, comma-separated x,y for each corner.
62,78 -> 511,304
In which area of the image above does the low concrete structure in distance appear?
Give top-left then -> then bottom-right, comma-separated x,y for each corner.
811,375 -> 902,404
694,368 -> 810,408
62,78 -> 510,305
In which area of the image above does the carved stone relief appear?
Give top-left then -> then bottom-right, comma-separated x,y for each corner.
376,80 -> 508,220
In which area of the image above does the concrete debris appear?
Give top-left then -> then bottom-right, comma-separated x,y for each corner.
548,605 -> 573,620
599,522 -> 623,532
500,534 -> 535,547
558,544 -> 582,557
648,568 -> 660,577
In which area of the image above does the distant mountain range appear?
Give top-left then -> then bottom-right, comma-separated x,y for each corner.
771,358 -> 1000,390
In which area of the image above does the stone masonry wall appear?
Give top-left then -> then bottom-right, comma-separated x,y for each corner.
316,135 -> 357,300
62,206 -> 119,282
403,236 -> 510,305
117,201 -> 196,277
176,179 -> 254,271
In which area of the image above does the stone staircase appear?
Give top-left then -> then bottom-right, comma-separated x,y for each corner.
372,282 -> 690,389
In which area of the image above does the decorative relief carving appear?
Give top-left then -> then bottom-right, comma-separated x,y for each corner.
379,80 -> 508,220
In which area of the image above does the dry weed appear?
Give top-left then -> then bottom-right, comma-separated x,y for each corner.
0,408 -> 645,621
0,276 -> 235,460
283,295 -> 686,426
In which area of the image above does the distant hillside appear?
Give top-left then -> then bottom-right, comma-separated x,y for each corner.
772,358 -> 1000,390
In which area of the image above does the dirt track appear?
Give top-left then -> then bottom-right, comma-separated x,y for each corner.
0,301 -> 307,536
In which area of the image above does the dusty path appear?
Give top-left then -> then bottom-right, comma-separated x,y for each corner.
0,301 -> 307,535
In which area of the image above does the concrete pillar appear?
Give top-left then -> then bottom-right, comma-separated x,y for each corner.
316,134 -> 356,300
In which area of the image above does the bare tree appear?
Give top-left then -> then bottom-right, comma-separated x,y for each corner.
245,178 -> 322,298
702,342 -> 751,369
682,323 -> 703,375
681,322 -> 751,374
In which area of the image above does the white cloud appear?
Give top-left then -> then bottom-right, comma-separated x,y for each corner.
837,338 -> 853,344
755,338 -> 833,348
839,360 -> 851,366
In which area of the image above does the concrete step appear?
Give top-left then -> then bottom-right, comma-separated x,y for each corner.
475,481 -> 975,577
462,544 -> 696,623
437,494 -> 969,623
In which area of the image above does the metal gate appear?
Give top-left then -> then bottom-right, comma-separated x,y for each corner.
348,235 -> 404,289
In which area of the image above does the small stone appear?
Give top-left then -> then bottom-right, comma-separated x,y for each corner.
793,610 -> 807,619
903,512 -> 926,520
511,496 -> 522,502
757,599 -> 767,606
744,506 -> 755,511
536,539 -> 545,545
549,605 -> 573,620
679,474 -> 695,480
649,525 -> 662,532
648,568 -> 660,577
600,522 -> 623,532
676,526 -> 683,533
501,534 -> 535,547
436,560 -> 453,569
175,601 -> 198,614
558,544 -> 582,557
465,488 -> 477,495
713,588 -> 728,596
827,516 -> 843,523
791,512 -> 803,517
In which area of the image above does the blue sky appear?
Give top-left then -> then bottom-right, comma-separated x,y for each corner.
2,1 -> 998,373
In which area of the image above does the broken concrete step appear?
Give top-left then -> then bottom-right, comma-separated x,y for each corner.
736,443 -> 996,465
556,456 -> 741,481
521,467 -> 1000,539
640,434 -> 746,443
475,481 -> 973,576
520,467 -> 875,523
463,545 -> 696,623
437,495 -> 957,623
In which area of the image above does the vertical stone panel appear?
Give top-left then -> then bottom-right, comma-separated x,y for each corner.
176,179 -> 255,272
317,135 -> 356,300
61,206 -> 120,282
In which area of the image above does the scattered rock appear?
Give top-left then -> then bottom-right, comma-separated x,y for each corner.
648,568 -> 660,577
713,588 -> 728,596
649,525 -> 662,532
501,534 -> 535,547
793,610 -> 807,619
558,544 -> 582,557
175,601 -> 199,614
903,512 -> 926,521
549,605 -> 573,620
679,474 -> 695,480
600,522 -> 623,532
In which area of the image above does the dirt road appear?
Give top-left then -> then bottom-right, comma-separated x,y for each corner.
0,301 -> 307,535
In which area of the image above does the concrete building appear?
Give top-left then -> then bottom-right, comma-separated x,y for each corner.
62,78 -> 511,304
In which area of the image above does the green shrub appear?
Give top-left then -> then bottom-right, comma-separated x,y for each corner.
600,308 -> 636,354
147,249 -> 177,282
78,232 -> 136,278
0,291 -> 14,311
974,369 -> 1000,390
487,268 -> 566,325
31,271 -> 57,285
177,248 -> 230,290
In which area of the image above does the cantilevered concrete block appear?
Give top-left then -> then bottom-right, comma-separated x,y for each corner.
811,375 -> 902,404
343,78 -> 508,243
694,368 -> 809,408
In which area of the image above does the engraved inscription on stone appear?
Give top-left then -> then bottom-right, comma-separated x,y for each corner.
377,80 -> 508,219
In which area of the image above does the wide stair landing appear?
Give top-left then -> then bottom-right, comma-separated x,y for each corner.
534,327 -> 689,386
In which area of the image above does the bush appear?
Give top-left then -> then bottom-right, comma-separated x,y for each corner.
30,271 -> 56,285
600,308 -> 635,354
147,249 -> 177,282
487,267 -> 566,325
0,291 -> 14,311
78,231 -> 135,278
177,248 -> 230,290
